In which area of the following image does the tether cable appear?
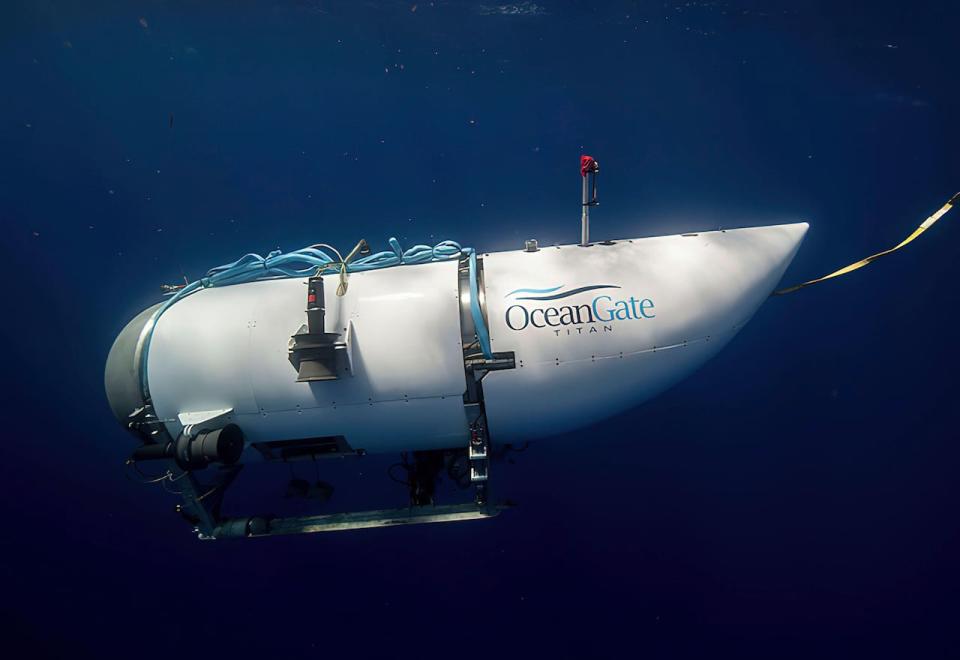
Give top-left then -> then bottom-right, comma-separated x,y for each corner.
774,192 -> 958,295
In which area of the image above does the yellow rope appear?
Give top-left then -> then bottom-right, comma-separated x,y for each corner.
773,192 -> 959,295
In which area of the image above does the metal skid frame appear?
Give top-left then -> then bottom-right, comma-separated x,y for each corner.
162,445 -> 506,540
138,356 -> 516,541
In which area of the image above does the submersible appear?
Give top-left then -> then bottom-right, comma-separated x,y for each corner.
105,157 -> 809,539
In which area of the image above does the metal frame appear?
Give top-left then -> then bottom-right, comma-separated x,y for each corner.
209,501 -> 507,539
129,254 -> 517,540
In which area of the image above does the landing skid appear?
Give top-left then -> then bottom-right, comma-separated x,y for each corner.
154,417 -> 502,540
127,335 -> 515,541
208,501 -> 508,539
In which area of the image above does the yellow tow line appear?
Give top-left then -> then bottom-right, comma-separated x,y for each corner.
773,192 -> 960,295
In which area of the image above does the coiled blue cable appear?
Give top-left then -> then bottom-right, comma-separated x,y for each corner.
139,238 -> 493,397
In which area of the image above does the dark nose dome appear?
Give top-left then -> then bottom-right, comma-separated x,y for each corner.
104,303 -> 162,428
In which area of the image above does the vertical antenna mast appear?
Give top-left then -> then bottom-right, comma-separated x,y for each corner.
580,155 -> 600,246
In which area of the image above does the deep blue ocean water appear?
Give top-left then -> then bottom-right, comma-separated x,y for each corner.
2,1 -> 958,658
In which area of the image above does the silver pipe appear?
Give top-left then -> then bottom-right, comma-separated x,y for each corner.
580,175 -> 590,246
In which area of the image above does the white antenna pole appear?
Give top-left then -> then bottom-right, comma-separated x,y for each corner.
580,155 -> 598,246
581,174 -> 590,246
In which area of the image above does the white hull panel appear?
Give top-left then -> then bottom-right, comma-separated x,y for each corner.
480,223 -> 808,441
147,260 -> 470,454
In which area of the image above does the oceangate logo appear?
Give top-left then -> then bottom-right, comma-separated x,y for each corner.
503,284 -> 655,335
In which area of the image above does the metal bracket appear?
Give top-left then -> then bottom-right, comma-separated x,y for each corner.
469,421 -> 489,483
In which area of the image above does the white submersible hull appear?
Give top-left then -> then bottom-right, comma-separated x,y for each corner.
105,222 -> 807,537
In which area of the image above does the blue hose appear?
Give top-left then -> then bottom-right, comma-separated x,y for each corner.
140,238 -> 493,396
